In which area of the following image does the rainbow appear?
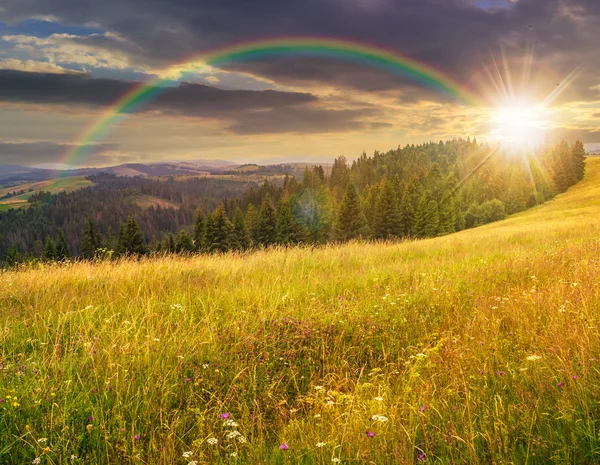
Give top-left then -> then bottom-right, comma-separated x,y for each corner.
64,37 -> 483,167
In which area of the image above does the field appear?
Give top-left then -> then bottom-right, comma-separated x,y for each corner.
2,159 -> 600,464
0,177 -> 93,209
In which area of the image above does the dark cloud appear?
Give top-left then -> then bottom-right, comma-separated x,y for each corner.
2,0 -> 600,103
0,140 -> 119,164
0,70 -> 384,134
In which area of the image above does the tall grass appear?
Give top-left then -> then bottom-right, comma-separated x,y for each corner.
2,160 -> 600,464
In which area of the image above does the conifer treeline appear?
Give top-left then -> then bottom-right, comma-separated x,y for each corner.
1,138 -> 586,265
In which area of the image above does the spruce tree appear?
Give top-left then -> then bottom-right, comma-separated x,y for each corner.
245,204 -> 259,244
254,196 -> 277,246
43,236 -> 57,262
437,200 -> 456,236
193,208 -> 206,252
232,207 -> 251,251
275,198 -> 301,245
373,180 -> 401,239
56,229 -> 70,261
6,245 -> 21,268
205,205 -> 234,253
166,233 -> 176,254
414,195 -> 440,238
335,182 -> 367,241
571,140 -> 586,183
175,229 -> 195,253
81,216 -> 103,259
117,217 -> 148,256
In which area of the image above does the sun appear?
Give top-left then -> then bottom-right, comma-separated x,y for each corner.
488,101 -> 547,146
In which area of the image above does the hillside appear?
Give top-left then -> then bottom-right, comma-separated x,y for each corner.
1,159 -> 600,463
0,176 -> 93,209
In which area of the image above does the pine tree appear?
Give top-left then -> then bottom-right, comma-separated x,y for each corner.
297,187 -> 332,244
56,229 -> 70,260
81,216 -> 103,259
244,204 -> 259,244
43,236 -> 57,262
414,195 -> 440,238
373,180 -> 401,239
254,195 -> 277,246
166,233 -> 176,254
193,208 -> 206,252
6,245 -> 21,268
552,140 -> 571,193
437,200 -> 456,236
175,229 -> 195,253
571,140 -> 586,183
205,205 -> 234,253
335,182 -> 367,241
275,198 -> 301,245
232,207 -> 251,251
117,217 -> 148,256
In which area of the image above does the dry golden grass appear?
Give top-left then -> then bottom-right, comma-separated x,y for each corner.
2,159 -> 600,464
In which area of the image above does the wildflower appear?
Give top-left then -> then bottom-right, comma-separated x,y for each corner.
374,397 -> 384,402
220,413 -> 231,419
314,414 -> 321,418
332,458 -> 341,463
223,419 -> 239,428
33,459 -> 41,465
88,416 -> 94,422
420,405 -> 427,412
182,451 -> 193,458
226,431 -> 242,439
237,435 -> 247,444
184,377 -> 192,382
314,386 -> 324,391
526,355 -> 542,361
207,437 -> 218,445
134,434 -> 141,441
70,455 -> 77,461
371,414 -> 389,423
366,431 -> 375,437
418,452 -> 426,462
557,382 -> 563,387
279,442 -> 289,450
188,461 -> 198,465
572,375 -> 578,380
316,442 -> 326,447
38,438 -> 48,443
497,371 -> 505,376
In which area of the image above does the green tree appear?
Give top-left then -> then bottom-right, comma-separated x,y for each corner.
193,208 -> 206,252
373,180 -> 401,239
245,204 -> 259,244
81,216 -> 103,259
232,207 -> 251,251
205,206 -> 234,253
254,195 -> 277,246
6,245 -> 21,268
56,229 -> 70,260
275,198 -> 301,245
571,140 -> 586,183
117,217 -> 148,256
335,183 -> 367,241
480,199 -> 507,223
43,236 -> 57,262
414,196 -> 440,238
437,200 -> 456,236
175,229 -> 195,254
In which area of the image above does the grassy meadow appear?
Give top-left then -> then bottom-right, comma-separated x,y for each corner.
2,159 -> 600,464
0,177 -> 93,209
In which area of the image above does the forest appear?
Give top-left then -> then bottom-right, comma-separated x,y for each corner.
0,138 -> 586,265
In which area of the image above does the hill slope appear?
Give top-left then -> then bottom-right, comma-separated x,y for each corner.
2,159 -> 600,463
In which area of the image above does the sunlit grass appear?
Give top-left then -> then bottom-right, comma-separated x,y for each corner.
2,160 -> 600,464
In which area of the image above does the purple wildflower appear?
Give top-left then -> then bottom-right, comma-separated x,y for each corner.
134,434 -> 141,441
88,416 -> 94,422
120,428 -> 126,432
572,375 -> 578,380
184,377 -> 192,382
366,431 -> 375,438
0,399 -> 4,403
418,452 -> 426,462
279,442 -> 289,451
497,371 -> 505,376
221,413 -> 230,419
557,382 -> 563,387
420,405 -> 427,413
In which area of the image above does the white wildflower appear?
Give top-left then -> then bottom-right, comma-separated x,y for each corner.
374,397 -> 384,402
33,459 -> 41,465
182,451 -> 193,458
37,438 -> 48,443
371,414 -> 389,423
207,437 -> 218,445
223,419 -> 239,428
314,386 -> 324,391
227,431 -> 242,439
316,442 -> 326,448
332,458 -> 341,463
526,355 -> 542,361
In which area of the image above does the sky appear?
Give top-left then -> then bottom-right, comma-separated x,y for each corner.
0,0 -> 599,167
